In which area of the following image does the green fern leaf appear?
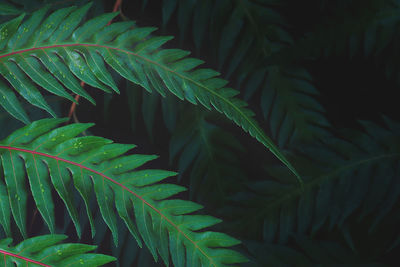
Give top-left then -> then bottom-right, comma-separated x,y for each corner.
273,0 -> 400,84
259,66 -> 331,147
244,235 -> 390,266
0,234 -> 115,266
160,0 -> 291,76
0,3 -> 301,182
170,108 -> 246,207
0,118 -> 247,267
160,0 -> 328,148
0,2 -> 22,16
229,117 -> 400,244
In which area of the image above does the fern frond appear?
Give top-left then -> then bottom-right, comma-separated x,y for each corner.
274,0 -> 400,79
230,117 -> 400,243
0,234 -> 115,266
170,108 -> 246,207
161,0 -> 290,62
159,0 -> 329,147
244,235 -> 390,266
257,66 -> 330,147
0,2 -> 22,16
0,3 -> 301,181
0,118 -> 247,267
298,0 -> 396,59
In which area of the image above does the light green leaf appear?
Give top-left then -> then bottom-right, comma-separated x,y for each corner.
0,4 -> 301,182
0,118 -> 247,266
0,234 -> 115,266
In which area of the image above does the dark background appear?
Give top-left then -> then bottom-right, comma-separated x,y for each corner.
0,0 -> 399,266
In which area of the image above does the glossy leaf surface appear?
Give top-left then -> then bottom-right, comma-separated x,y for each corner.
0,118 -> 247,267
0,3 -> 301,181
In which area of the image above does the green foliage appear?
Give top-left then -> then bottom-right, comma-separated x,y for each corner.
0,234 -> 115,266
257,66 -> 331,147
158,0 -> 330,148
230,117 -> 400,242
0,118 -> 247,266
0,2 -> 300,181
244,235 -> 392,266
0,0 -> 399,266
169,108 -> 246,207
0,2 -> 22,16
152,1 -> 399,265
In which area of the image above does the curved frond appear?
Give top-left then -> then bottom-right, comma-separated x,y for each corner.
296,0 -> 397,58
244,235 -> 390,266
0,234 -> 115,266
275,0 -> 400,84
0,2 -> 22,16
0,3 -> 300,181
170,108 -> 246,207
159,0 -> 329,148
161,0 -> 290,64
257,66 -> 330,147
230,117 -> 400,243
0,118 -> 247,267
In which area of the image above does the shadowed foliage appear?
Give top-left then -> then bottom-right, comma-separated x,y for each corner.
0,0 -> 398,266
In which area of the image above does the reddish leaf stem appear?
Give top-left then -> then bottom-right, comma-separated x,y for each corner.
0,249 -> 50,267
0,145 -> 215,266
68,0 -> 123,121
112,0 -> 123,17
67,82 -> 83,120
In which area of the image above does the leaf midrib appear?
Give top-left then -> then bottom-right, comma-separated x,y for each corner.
0,248 -> 50,267
256,152 -> 400,219
0,43 -> 300,182
0,145 -> 216,266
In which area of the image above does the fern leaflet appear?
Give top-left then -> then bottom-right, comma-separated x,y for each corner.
0,3 -> 301,182
228,117 -> 400,244
0,234 -> 115,266
0,118 -> 247,267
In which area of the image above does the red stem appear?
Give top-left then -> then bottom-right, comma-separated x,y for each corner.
68,0 -> 122,120
0,249 -> 50,267
0,145 -> 214,265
